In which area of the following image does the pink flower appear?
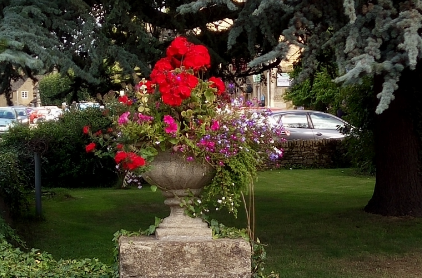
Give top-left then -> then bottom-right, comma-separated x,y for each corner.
211,120 -> 220,131
118,112 -> 131,125
137,113 -> 154,123
163,115 -> 175,125
165,122 -> 178,134
163,115 -> 178,134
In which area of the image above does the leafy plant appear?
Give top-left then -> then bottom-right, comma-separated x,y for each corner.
0,150 -> 30,218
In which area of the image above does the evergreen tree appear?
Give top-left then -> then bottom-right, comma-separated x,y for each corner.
180,0 -> 422,217
0,0 -> 259,103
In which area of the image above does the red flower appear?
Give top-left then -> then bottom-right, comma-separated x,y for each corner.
118,95 -> 133,106
115,151 -> 146,170
162,93 -> 183,106
85,143 -> 96,153
209,77 -> 226,95
83,126 -> 90,134
166,36 -> 191,57
94,130 -> 102,136
150,57 -> 173,85
137,80 -> 155,94
184,44 -> 210,71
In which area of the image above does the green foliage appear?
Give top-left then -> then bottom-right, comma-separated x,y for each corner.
0,213 -> 114,278
199,150 -> 258,217
284,64 -> 342,112
0,237 -> 115,278
0,149 -> 30,217
0,212 -> 26,248
340,77 -> 376,175
2,109 -> 118,189
33,109 -> 117,188
38,73 -> 72,106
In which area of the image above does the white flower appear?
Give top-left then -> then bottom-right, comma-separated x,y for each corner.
217,199 -> 222,204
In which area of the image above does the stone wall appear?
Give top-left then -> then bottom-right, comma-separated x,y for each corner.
267,138 -> 349,169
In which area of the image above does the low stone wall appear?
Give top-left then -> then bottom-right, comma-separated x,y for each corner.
267,138 -> 349,169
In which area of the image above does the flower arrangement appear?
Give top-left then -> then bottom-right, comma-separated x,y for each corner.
84,36 -> 284,216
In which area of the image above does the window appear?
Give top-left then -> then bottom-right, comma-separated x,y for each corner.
21,91 -> 28,98
280,113 -> 309,128
310,112 -> 344,130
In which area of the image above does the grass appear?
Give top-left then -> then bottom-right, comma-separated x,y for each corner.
16,168 -> 422,278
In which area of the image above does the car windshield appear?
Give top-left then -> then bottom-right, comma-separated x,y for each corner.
0,109 -> 16,119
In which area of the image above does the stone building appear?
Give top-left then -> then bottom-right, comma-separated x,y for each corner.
0,76 -> 42,107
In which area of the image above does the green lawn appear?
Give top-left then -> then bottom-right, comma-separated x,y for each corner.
17,169 -> 422,278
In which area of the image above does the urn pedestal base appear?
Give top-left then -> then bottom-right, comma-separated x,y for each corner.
119,236 -> 251,278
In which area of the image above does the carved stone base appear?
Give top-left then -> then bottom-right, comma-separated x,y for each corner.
119,236 -> 251,278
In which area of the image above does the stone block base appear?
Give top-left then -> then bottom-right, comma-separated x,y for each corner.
119,236 -> 251,278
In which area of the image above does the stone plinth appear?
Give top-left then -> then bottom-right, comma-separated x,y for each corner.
119,236 -> 251,278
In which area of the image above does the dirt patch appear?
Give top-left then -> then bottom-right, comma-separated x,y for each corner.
337,252 -> 422,278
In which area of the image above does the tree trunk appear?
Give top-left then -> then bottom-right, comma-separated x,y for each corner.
365,64 -> 422,216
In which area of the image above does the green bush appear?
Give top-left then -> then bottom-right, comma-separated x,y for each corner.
2,108 -> 118,189
0,149 -> 31,218
34,108 -> 118,188
0,216 -> 115,278
0,240 -> 115,278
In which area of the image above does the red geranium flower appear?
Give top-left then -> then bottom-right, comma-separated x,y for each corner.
166,36 -> 191,57
184,44 -> 210,71
118,95 -> 133,106
209,77 -> 226,95
85,142 -> 96,153
114,151 -> 146,170
83,125 -> 90,134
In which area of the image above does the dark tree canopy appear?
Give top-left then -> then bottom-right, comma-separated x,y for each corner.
0,0 -> 275,102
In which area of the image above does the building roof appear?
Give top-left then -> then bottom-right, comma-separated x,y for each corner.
11,75 -> 44,91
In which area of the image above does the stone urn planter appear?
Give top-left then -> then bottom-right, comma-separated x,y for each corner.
142,150 -> 216,240
119,150 -> 252,278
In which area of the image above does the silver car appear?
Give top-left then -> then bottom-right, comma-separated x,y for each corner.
11,106 -> 30,125
270,110 -> 349,140
0,107 -> 19,134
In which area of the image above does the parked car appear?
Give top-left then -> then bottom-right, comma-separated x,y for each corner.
0,107 -> 19,134
270,110 -> 349,140
11,106 -> 30,125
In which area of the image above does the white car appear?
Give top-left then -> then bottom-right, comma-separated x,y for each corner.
0,107 -> 19,134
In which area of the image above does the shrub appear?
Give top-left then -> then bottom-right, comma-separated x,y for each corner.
0,240 -> 115,278
0,215 -> 115,278
2,108 -> 118,189
0,149 -> 31,218
32,108 -> 118,188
